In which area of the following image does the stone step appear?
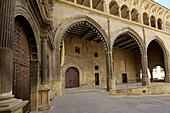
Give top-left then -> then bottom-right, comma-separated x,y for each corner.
0,95 -> 14,101
62,89 -> 105,95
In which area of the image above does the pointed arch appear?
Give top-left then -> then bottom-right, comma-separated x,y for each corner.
15,4 -> 40,60
147,36 -> 169,57
54,15 -> 109,88
147,36 -> 169,82
54,15 -> 109,49
14,4 -> 40,112
111,27 -> 144,54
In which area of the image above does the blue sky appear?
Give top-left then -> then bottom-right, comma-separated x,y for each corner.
155,0 -> 170,9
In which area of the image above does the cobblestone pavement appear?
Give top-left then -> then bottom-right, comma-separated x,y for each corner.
40,92 -> 170,113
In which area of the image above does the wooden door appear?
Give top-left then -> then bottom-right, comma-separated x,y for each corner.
122,73 -> 127,83
95,73 -> 99,85
65,67 -> 79,88
13,19 -> 31,113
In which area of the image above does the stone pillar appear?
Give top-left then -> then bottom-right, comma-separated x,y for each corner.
141,54 -> 150,86
51,48 -> 62,96
163,19 -> 167,31
38,33 -> 51,111
140,13 -> 143,24
129,10 -> 131,20
104,1 -> 110,14
150,69 -> 153,82
165,56 -> 170,83
74,0 -> 77,4
106,51 -> 115,91
142,28 -> 150,86
119,7 -> 121,17
41,37 -> 48,85
155,19 -> 158,29
90,0 -> 93,8
0,0 -> 28,113
148,17 -> 151,26
30,60 -> 39,112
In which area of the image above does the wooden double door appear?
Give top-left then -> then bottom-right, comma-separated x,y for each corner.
65,67 -> 79,88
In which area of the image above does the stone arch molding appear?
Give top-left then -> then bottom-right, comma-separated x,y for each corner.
62,62 -> 84,89
111,27 -> 144,54
146,35 -> 169,58
147,35 -> 170,82
15,3 -> 40,60
54,15 -> 109,49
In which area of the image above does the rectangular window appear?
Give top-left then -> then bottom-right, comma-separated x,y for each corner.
94,52 -> 98,57
75,47 -> 80,54
95,66 -> 99,70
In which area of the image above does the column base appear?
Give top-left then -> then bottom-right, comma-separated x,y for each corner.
107,79 -> 116,91
38,85 -> 51,111
0,95 -> 28,113
51,80 -> 62,96
142,76 -> 150,86
165,75 -> 170,83
38,104 -> 50,111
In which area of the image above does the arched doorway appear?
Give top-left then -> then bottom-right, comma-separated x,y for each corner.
13,16 -> 38,113
54,16 -> 109,91
112,31 -> 143,84
65,67 -> 79,88
147,40 -> 167,82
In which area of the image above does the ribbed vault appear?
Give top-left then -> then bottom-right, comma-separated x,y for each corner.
63,21 -> 106,48
113,32 -> 142,53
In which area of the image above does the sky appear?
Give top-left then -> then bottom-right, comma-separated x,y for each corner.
155,0 -> 170,9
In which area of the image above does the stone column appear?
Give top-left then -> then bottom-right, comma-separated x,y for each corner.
106,51 -> 115,91
142,28 -> 150,86
163,19 -> 167,31
140,13 -> 143,24
141,54 -> 150,86
148,17 -> 151,26
155,19 -> 158,29
0,0 -> 28,113
104,1 -> 110,14
38,33 -> 51,111
90,0 -> 93,8
119,7 -> 121,17
165,56 -> 170,83
51,46 -> 62,96
74,0 -> 77,4
41,37 -> 48,85
129,10 -> 132,20
150,69 -> 153,82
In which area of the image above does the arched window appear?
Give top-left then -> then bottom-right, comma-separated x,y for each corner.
109,1 -> 119,16
157,18 -> 162,30
121,5 -> 129,19
77,0 -> 90,7
151,16 -> 156,28
143,13 -> 149,25
131,8 -> 138,22
92,0 -> 104,11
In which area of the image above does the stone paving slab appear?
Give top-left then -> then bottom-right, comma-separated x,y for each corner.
40,92 -> 170,113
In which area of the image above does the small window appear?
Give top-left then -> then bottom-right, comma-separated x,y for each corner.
95,66 -> 99,70
94,53 -> 98,57
75,47 -> 80,54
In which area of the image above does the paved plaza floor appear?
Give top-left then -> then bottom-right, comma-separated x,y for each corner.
40,83 -> 170,113
40,92 -> 170,113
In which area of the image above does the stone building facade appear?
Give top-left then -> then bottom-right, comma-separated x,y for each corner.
0,0 -> 170,112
